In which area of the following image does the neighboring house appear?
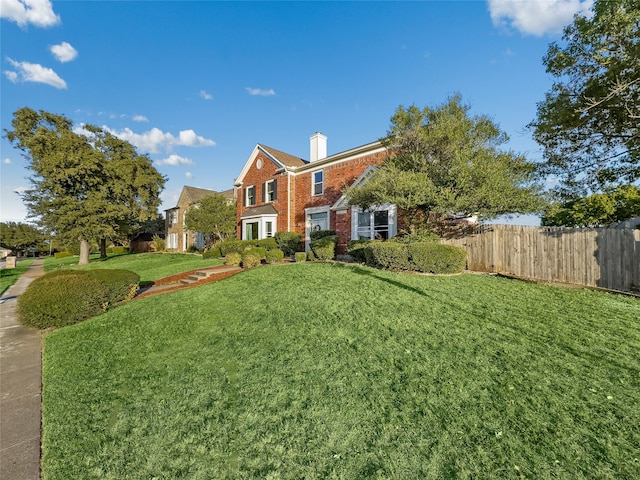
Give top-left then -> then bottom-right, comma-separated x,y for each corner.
0,247 -> 11,259
611,217 -> 640,230
234,132 -> 396,253
165,186 -> 235,251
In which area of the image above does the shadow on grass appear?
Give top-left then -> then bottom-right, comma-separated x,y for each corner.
333,263 -> 427,297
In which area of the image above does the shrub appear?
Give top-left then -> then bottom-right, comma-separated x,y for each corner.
294,252 -> 307,262
203,246 -> 222,259
408,243 -> 467,274
54,251 -> 73,259
256,237 -> 278,250
17,269 -> 139,329
307,250 -> 316,261
347,240 -> 371,263
364,241 -> 412,270
218,240 -> 246,256
265,249 -> 285,264
186,244 -> 200,253
390,229 -> 439,244
242,250 -> 262,269
310,235 -> 337,262
152,234 -> 165,252
310,229 -> 336,242
106,246 -> 128,254
275,231 -> 302,256
225,252 -> 242,266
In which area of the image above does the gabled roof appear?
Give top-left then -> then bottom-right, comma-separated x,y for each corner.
241,204 -> 278,218
260,145 -> 307,167
182,186 -> 219,203
332,166 -> 379,210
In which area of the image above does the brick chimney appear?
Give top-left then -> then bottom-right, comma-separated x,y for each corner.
309,132 -> 327,163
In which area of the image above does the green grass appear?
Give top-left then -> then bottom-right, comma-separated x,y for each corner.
0,258 -> 34,295
43,252 -> 223,282
42,263 -> 640,479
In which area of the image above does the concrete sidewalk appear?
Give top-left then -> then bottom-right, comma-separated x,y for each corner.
1,259 -> 45,480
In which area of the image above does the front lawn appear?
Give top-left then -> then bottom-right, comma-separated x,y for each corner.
43,252 -> 223,282
0,258 -> 34,295
42,263 -> 640,479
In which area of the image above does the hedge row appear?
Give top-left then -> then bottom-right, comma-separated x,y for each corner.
349,240 -> 467,274
17,269 -> 140,329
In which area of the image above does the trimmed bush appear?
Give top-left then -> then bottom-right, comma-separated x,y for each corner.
256,237 -> 278,250
265,249 -> 285,264
203,246 -> 222,259
54,251 -> 73,259
307,250 -> 316,261
225,252 -> 242,266
310,229 -> 336,242
275,231 -> 302,256
294,252 -> 307,263
242,250 -> 262,269
347,240 -> 371,263
408,242 -> 467,274
310,235 -> 337,262
17,269 -> 139,329
364,241 -> 412,270
218,240 -> 247,256
390,229 -> 439,244
245,247 -> 266,259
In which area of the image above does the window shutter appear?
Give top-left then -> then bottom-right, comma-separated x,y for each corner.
262,183 -> 266,203
243,188 -> 246,207
273,179 -> 277,201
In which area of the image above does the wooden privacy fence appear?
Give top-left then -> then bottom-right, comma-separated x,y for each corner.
442,224 -> 640,292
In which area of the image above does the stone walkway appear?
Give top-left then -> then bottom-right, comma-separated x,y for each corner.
0,259 -> 45,480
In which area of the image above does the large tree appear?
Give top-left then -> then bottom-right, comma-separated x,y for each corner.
5,108 -> 165,264
530,0 -> 640,196
0,222 -> 46,256
184,193 -> 236,248
542,184 -> 640,227
345,95 -> 543,234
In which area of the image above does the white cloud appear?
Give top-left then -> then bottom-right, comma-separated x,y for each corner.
185,171 -> 194,179
488,0 -> 593,36
155,154 -> 194,166
14,186 -> 27,194
6,58 -> 67,89
3,158 -> 12,164
200,90 -> 213,100
246,87 -> 276,96
0,0 -> 61,27
132,115 -> 149,122
49,42 -> 78,63
102,126 -> 215,153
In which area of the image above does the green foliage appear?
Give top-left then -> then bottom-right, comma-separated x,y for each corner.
217,240 -> 246,256
184,193 -> 236,247
54,251 -> 73,259
347,239 -> 371,263
5,108 -> 165,265
151,234 -> 165,252
256,237 -> 278,250
294,252 -> 307,263
364,241 -> 412,270
106,246 -> 128,254
542,185 -> 640,227
0,221 -> 46,255
345,96 -> 543,231
203,246 -> 221,259
530,0 -> 640,196
307,250 -> 316,261
407,242 -> 467,274
186,244 -> 200,253
241,250 -> 262,269
17,269 -> 139,329
265,249 -> 285,264
275,231 -> 302,256
310,229 -> 336,242
310,235 -> 337,261
389,228 -> 439,244
225,252 -> 242,266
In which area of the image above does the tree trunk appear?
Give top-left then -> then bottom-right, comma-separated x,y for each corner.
100,238 -> 107,258
79,239 -> 91,265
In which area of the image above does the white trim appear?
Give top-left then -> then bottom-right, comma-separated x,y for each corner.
235,144 -> 287,186
304,205 -> 331,250
245,184 -> 256,206
351,204 -> 397,241
241,214 -> 278,240
332,165 -> 379,210
311,169 -> 324,196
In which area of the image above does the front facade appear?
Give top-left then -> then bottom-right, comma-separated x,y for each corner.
235,133 -> 397,253
165,186 -> 235,251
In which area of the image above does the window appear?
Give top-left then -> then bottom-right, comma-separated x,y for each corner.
312,170 -> 323,196
264,179 -> 277,203
168,210 -> 178,225
355,208 -> 395,240
167,233 -> 178,249
245,185 -> 256,206
245,222 -> 258,240
309,212 -> 328,232
265,221 -> 273,238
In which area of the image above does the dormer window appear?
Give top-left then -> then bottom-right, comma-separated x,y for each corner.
312,170 -> 324,196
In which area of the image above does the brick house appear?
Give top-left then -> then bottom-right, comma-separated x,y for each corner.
234,133 -> 398,253
165,186 -> 235,251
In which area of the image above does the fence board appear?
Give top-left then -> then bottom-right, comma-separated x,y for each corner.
442,224 -> 640,292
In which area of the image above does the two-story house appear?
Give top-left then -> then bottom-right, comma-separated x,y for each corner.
165,185 -> 235,251
235,133 -> 398,253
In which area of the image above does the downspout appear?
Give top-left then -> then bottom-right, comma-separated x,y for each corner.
287,171 -> 291,232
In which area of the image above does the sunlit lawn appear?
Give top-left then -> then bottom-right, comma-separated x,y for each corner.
0,258 -> 34,295
42,263 -> 640,479
43,252 -> 223,283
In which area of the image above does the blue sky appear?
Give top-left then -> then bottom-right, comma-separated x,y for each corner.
1,0 -> 593,224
